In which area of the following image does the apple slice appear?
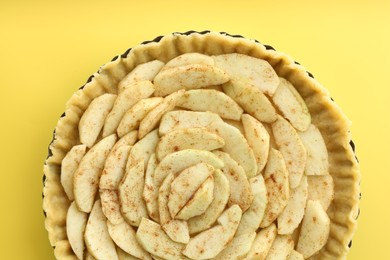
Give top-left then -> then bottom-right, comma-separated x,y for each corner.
188,169 -> 230,234
288,250 -> 304,260
127,129 -> 159,169
307,175 -> 334,211
103,80 -> 155,137
164,53 -> 214,68
156,128 -> 225,161
119,160 -> 148,227
107,221 -> 151,260
143,154 -> 160,222
168,163 -> 214,218
138,89 -> 185,139
272,115 -> 307,189
136,218 -> 186,260
241,114 -> 270,173
277,175 -> 308,235
296,200 -> 330,258
214,232 -> 256,260
157,172 -> 190,244
260,148 -> 290,228
213,53 -> 279,96
298,124 -> 329,176
100,144 -> 131,190
265,235 -> 294,260
85,251 -> 97,260
224,119 -> 245,134
159,111 -> 223,135
223,81 -> 277,123
210,121 -> 257,178
177,89 -> 243,120
153,64 -> 229,97
74,134 -> 117,213
176,175 -> 214,220
118,60 -> 165,93
246,223 -> 277,260
61,144 -> 87,201
183,205 -> 242,260
117,247 -> 139,260
66,201 -> 88,260
100,189 -> 123,225
79,93 -> 117,148
213,151 -> 253,211
236,174 -> 267,236
272,77 -> 311,131
114,130 -> 138,147
117,97 -> 163,137
154,149 -> 224,189
85,200 -> 118,260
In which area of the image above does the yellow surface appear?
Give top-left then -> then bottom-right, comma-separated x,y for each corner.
0,0 -> 389,259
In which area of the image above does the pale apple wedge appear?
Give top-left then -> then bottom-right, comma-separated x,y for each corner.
242,113 -> 270,173
107,221 -> 152,260
168,163 -> 214,218
278,176 -> 308,235
103,80 -> 155,137
214,232 -> 256,260
143,154 -> 160,222
260,149 -> 290,228
85,251 -> 97,260
114,130 -> 138,148
66,201 -> 88,260
183,205 -> 242,260
298,124 -> 329,176
100,144 -> 131,190
117,97 -> 163,137
288,250 -> 304,260
100,189 -> 123,225
236,174 -> 267,236
177,89 -> 243,120
272,115 -> 307,189
272,77 -> 311,131
85,200 -> 118,260
118,60 -> 165,93
162,220 -> 190,245
126,129 -> 159,169
154,149 -> 224,188
210,121 -> 257,178
176,176 -> 214,220
213,151 -> 253,211
307,175 -> 334,211
136,218 -> 186,260
138,89 -> 185,139
157,172 -> 190,244
164,53 -> 214,68
223,80 -> 277,123
74,134 -> 117,213
188,169 -> 230,234
153,64 -> 229,97
156,127 -> 225,161
213,53 -> 280,96
159,110 -> 223,135
119,160 -> 148,227
246,223 -> 277,260
79,94 -> 117,148
265,235 -> 294,260
61,144 -> 87,201
296,200 -> 330,258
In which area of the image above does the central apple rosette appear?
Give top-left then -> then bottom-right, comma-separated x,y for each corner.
61,53 -> 333,260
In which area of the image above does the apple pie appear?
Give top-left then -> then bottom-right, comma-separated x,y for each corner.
43,31 -> 360,260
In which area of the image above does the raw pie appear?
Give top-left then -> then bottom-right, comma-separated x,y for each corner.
43,31 -> 360,260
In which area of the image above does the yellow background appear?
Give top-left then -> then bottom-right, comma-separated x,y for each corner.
0,0 -> 389,259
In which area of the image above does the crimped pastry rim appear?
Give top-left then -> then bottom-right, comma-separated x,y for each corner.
43,31 -> 360,260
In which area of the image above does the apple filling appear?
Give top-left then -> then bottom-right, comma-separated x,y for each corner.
60,52 -> 335,260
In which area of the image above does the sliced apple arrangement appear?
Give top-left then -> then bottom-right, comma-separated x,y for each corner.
60,53 -> 335,260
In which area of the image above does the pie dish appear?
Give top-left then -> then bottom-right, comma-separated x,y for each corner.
43,31 -> 360,260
